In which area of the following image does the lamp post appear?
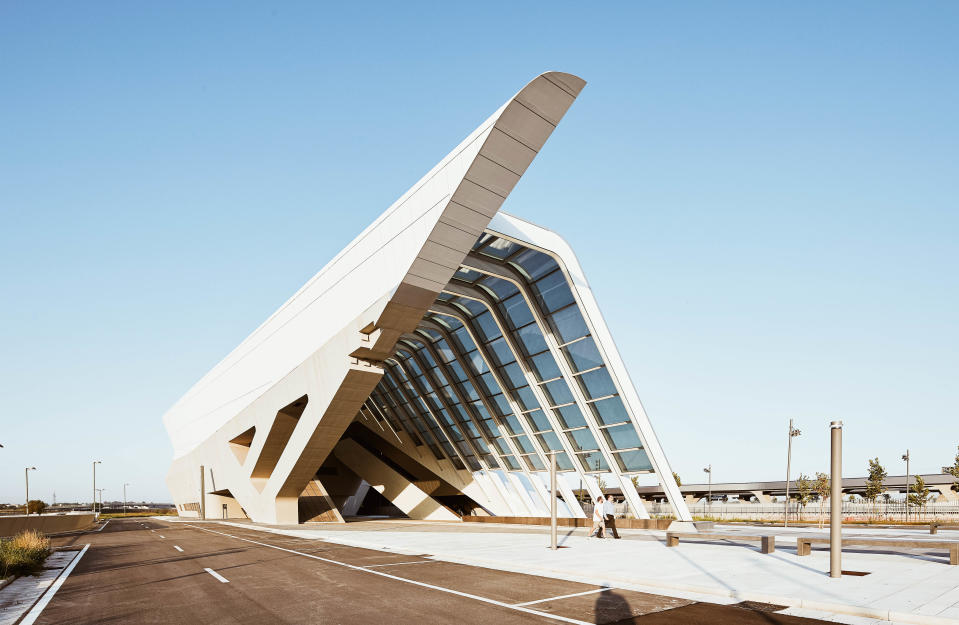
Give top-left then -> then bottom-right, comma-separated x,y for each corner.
784,419 -> 802,527
901,450 -> 910,523
93,460 -> 102,517
703,465 -> 712,517
25,467 -> 36,514
124,483 -> 130,515
96,488 -> 106,514
830,421 -> 843,578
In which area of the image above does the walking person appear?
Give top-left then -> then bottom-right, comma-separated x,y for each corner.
603,495 -> 620,539
589,496 -> 606,538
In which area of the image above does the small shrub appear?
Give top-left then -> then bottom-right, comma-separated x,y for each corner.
0,530 -> 52,578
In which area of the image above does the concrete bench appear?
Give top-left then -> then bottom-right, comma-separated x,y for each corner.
666,532 -> 775,554
796,536 -> 958,564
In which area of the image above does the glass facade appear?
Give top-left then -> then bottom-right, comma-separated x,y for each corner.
366,232 -> 653,482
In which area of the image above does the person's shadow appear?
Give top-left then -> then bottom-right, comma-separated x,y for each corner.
594,588 -> 634,624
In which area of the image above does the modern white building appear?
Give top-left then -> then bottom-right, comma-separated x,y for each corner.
163,72 -> 693,526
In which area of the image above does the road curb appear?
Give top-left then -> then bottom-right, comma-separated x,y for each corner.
211,521 -> 957,625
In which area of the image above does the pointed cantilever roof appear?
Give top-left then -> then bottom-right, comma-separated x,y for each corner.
356,71 -> 587,362
163,72 -> 586,459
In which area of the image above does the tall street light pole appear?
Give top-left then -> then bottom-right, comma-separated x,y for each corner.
703,465 -> 712,517
784,419 -> 802,527
93,460 -> 102,518
25,467 -> 36,514
124,483 -> 130,515
901,450 -> 910,523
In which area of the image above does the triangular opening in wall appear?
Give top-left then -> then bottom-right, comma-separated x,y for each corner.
228,426 -> 256,465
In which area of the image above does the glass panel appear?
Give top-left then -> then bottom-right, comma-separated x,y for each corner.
577,367 -> 617,399
529,352 -> 561,382
490,394 -> 511,417
513,434 -> 535,454
536,431 -> 563,452
588,396 -> 630,426
533,270 -> 575,313
515,323 -> 548,357
458,298 -> 486,316
474,311 -> 501,341
525,409 -> 552,432
482,454 -> 499,469
568,428 -> 599,452
492,438 -> 510,455
562,338 -> 603,372
503,414 -> 524,436
501,294 -> 534,330
500,362 -> 526,389
614,449 -> 652,472
452,458 -> 466,470
480,237 -> 520,259
435,339 -> 456,363
477,372 -> 498,396
523,455 -> 545,471
454,267 -> 482,282
470,400 -> 491,421
466,350 -> 489,375
554,451 -> 573,472
541,379 -> 574,407
577,452 -> 609,472
487,337 -> 515,366
549,306 -> 590,344
554,404 -> 587,429
511,248 -> 556,281
446,361 -> 467,382
479,276 -> 518,301
513,386 -> 539,412
459,381 -> 480,402
502,455 -> 520,471
602,423 -> 642,450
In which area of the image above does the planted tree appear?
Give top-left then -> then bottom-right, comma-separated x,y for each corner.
672,472 -> 682,487
864,458 -> 887,518
797,474 -> 812,521
909,475 -> 932,519
27,500 -> 46,515
947,445 -> 959,493
814,472 -> 830,528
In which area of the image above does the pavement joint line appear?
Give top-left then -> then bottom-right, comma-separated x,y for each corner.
513,587 -> 611,606
173,545 -> 184,552
185,524 -> 594,625
363,560 -> 439,567
204,567 -> 229,583
18,544 -> 90,625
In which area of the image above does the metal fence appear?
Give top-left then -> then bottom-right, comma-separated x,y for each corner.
645,500 -> 959,522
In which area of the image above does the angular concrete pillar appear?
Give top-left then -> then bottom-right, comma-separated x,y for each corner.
333,438 -> 459,521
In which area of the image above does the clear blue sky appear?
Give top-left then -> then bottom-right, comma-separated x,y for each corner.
2,3 -> 956,504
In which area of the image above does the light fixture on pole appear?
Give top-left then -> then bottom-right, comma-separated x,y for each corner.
25,467 -> 37,514
124,483 -> 130,515
784,419 -> 802,527
92,460 -> 102,518
703,465 -> 712,516
901,450 -> 910,523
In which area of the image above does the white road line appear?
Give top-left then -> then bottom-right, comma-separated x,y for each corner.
364,560 -> 438,567
158,535 -> 166,539
513,587 -> 611,606
173,545 -> 184,552
186,525 -> 593,625
95,520 -> 110,532
19,544 -> 90,625
204,568 -> 229,583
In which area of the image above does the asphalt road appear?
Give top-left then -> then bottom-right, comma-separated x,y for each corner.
36,518 -> 836,624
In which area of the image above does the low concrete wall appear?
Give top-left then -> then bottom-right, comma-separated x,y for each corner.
0,514 -> 96,537
462,516 -> 672,530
